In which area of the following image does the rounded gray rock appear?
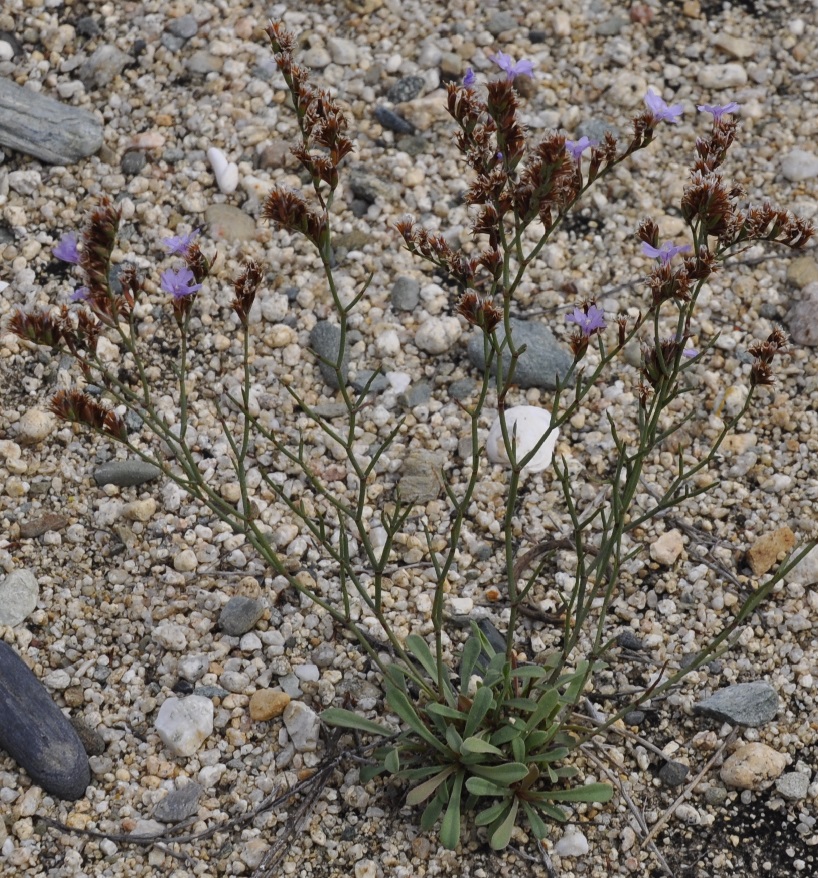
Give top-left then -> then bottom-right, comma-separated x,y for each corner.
0,569 -> 38,627
93,459 -> 161,487
391,276 -> 420,311
693,681 -> 779,727
310,321 -> 349,389
219,596 -> 266,636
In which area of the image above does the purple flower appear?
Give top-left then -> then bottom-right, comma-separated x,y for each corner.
490,51 -> 535,80
53,232 -> 81,264
644,89 -> 684,123
566,304 -> 606,336
697,101 -> 740,120
70,286 -> 89,302
683,347 -> 698,358
641,241 -> 692,264
565,136 -> 596,162
160,267 -> 202,300
463,68 -> 476,87
162,228 -> 201,256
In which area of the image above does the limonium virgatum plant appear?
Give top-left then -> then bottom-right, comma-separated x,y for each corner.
10,21 -> 815,853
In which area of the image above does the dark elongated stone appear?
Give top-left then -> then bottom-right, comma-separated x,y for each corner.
0,78 -> 103,164
0,641 -> 90,800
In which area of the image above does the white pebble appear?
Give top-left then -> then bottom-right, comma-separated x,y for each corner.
207,147 -> 239,194
554,827 -> 589,857
486,406 -> 559,474
156,696 -> 214,757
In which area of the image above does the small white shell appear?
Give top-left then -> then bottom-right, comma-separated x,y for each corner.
486,405 -> 558,473
207,146 -> 239,194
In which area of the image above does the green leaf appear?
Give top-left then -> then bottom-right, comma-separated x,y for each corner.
406,634 -> 441,683
470,762 -> 530,785
463,684 -> 494,738
426,702 -> 467,722
461,736 -> 503,757
384,748 -> 400,774
474,798 -> 510,827
510,665 -> 548,681
465,777 -> 509,797
560,660 -> 590,704
525,688 -> 561,732
459,635 -> 482,692
528,746 -> 570,764
420,791 -> 446,831
505,697 -> 539,712
552,765 -> 579,779
406,766 -> 457,806
440,771 -> 465,850
359,763 -> 387,782
523,802 -> 551,840
491,724 -> 522,747
321,708 -> 389,737
541,782 -> 613,803
400,764 -> 446,781
386,685 -> 449,754
511,736 -> 525,764
445,723 -> 463,753
489,798 -> 519,850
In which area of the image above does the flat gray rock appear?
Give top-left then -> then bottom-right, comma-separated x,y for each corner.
93,460 -> 161,487
153,781 -> 203,822
693,681 -> 779,728
0,78 -> 103,164
0,641 -> 90,800
310,321 -> 349,389
219,596 -> 266,636
398,450 -> 445,503
467,318 -> 574,390
0,569 -> 38,627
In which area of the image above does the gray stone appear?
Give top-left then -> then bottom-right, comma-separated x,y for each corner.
93,460 -> 161,487
467,318 -> 574,390
186,51 -> 223,75
70,716 -> 106,756
374,106 -> 415,135
786,282 -> 818,347
486,11 -> 518,36
398,450 -> 445,503
205,204 -> 257,242
326,36 -> 357,66
595,16 -> 629,36
781,149 -> 818,183
623,710 -> 645,726
617,631 -> 643,651
167,14 -> 198,40
0,569 -> 38,627
310,321 -> 349,389
348,169 -> 392,204
391,276 -> 420,311
0,641 -> 90,800
0,78 -> 103,164
401,380 -> 432,407
449,378 -> 476,400
219,596 -> 265,636
704,785 -> 728,806
775,771 -> 810,802
303,47 -> 331,70
395,134 -> 427,156
659,760 -> 690,788
283,701 -> 321,752
387,75 -> 425,104
351,370 -> 389,394
79,44 -> 132,89
154,781 -> 203,822
693,681 -> 779,728
786,256 -> 818,290
121,150 -> 146,175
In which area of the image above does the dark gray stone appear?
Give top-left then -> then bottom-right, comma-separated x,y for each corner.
79,44 -> 132,90
75,17 -> 101,38
467,318 -> 574,390
310,321 -> 349,389
387,75 -> 425,104
391,276 -> 420,311
121,150 -> 146,175
398,450 -> 445,503
704,785 -> 728,806
395,134 -> 427,156
0,78 -> 103,164
219,596 -> 265,636
160,33 -> 185,53
401,380 -> 432,408
167,14 -> 198,40
0,641 -> 90,800
775,772 -> 810,802
659,760 -> 690,788
617,631 -> 643,651
351,370 -> 389,394
486,11 -> 518,36
93,460 -> 161,487
529,29 -> 547,44
70,716 -> 106,756
153,781 -> 203,822
374,106 -> 415,135
449,378 -> 476,400
623,710 -> 645,726
348,169 -> 392,204
693,681 -> 779,728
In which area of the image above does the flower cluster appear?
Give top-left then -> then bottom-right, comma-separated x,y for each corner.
748,328 -> 788,387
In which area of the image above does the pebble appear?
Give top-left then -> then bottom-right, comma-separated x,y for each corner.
355,861 -> 378,878
173,549 -> 198,573
398,450 -> 445,503
93,460 -> 161,487
153,781 -> 203,823
787,256 -> 818,289
20,513 -> 69,539
327,36 -> 357,65
554,827 -> 589,857
374,106 -> 416,135
219,596 -> 266,635
303,46 -> 332,69
719,742 -> 787,789
746,527 -> 796,576
387,76 -> 425,103
166,14 -> 198,40
17,409 -> 54,445
0,78 -> 103,164
187,51 -> 223,75
650,529 -> 684,566
283,701 -> 321,752
780,149 -> 818,182
155,696 -> 214,757
486,11 -> 519,36
415,316 -> 462,354
205,203 -> 257,242
486,406 -> 559,474
121,150 -> 147,176
177,655 -> 209,682
786,283 -> 818,346
79,44 -> 132,89
207,146 -> 239,195
659,760 -> 690,788
123,498 -> 157,523
785,541 -> 818,584
8,170 -> 42,196
0,569 -> 38,627
712,33 -> 756,59
0,641 -> 90,800
696,63 -> 748,89
391,276 -> 421,311
351,370 -> 390,393
694,681 -> 779,727
249,690 -> 291,721
310,321 -> 350,389
153,623 -> 189,651
467,318 -> 574,390
775,771 -> 810,802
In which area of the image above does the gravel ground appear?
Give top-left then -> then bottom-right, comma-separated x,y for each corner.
1,0 -> 818,876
